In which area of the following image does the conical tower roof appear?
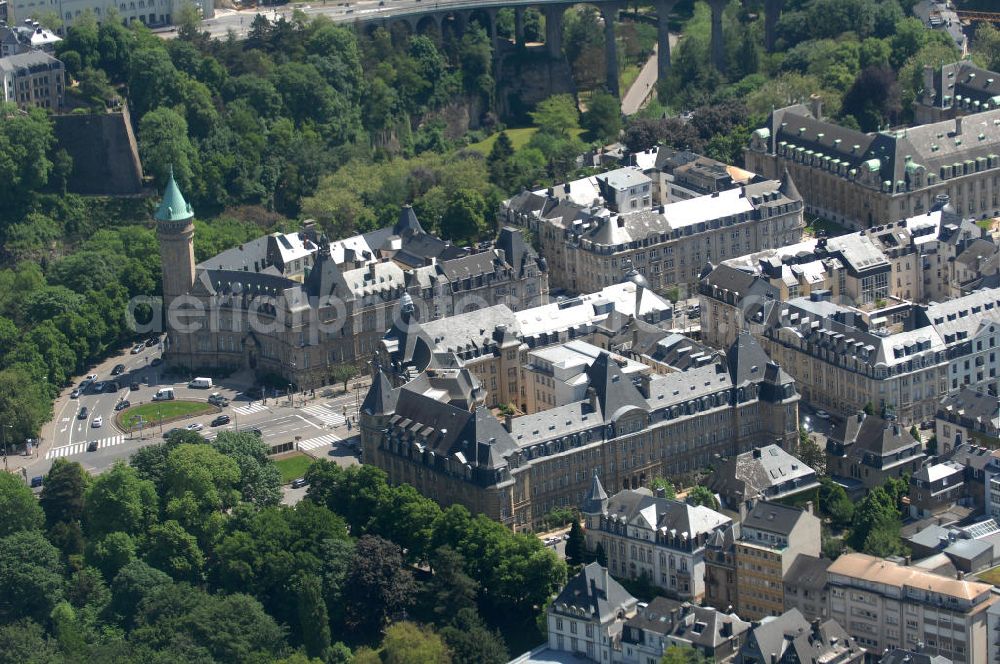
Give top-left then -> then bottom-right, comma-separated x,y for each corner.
154,168 -> 194,222
779,167 -> 801,202
361,369 -> 397,416
394,204 -> 424,236
581,471 -> 608,515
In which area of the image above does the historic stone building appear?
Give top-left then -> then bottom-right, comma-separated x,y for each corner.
501,166 -> 804,297
914,61 -> 1000,126
156,175 -> 548,388
360,325 -> 799,531
746,102 -> 1000,229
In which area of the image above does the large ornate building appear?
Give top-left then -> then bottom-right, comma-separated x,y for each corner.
360,317 -> 799,530
746,101 -> 1000,229
156,175 -> 548,388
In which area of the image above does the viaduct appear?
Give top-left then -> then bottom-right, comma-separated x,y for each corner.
350,0 -> 788,98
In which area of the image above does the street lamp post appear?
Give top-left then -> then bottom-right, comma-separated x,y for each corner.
1,425 -> 9,471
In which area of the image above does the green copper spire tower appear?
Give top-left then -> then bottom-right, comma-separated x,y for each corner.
156,168 -> 197,364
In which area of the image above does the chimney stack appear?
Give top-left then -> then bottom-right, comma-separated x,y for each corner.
955,116 -> 963,136
587,386 -> 598,414
805,501 -> 814,515
504,413 -> 513,432
601,566 -> 610,593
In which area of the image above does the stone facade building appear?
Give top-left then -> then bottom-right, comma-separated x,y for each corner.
501,168 -> 804,297
698,198 -> 1000,352
621,597 -> 750,664
936,388 -> 1000,453
827,553 -> 997,663
0,49 -> 61,110
736,608 -> 864,664
581,480 -> 732,601
360,330 -> 799,531
708,443 -> 820,509
825,412 -> 926,494
156,177 -> 548,388
746,102 -> 1000,229
914,61 -> 1000,126
9,0 -> 212,31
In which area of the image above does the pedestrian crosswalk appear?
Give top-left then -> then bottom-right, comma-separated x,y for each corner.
297,433 -> 340,451
46,435 -> 126,459
302,404 -> 346,427
233,402 -> 268,416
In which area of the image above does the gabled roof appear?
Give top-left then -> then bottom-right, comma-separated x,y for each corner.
550,563 -> 637,625
303,242 -> 351,300
394,204 -> 424,236
726,333 -> 772,387
585,352 -> 649,420
604,488 -> 731,540
742,501 -> 811,537
829,412 -> 921,460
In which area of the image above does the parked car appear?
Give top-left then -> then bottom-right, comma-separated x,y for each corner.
130,382 -> 140,391
91,416 -> 103,428
115,400 -> 130,411
145,337 -> 159,347
208,393 -> 228,407
91,381 -> 106,393
70,389 -> 80,399
150,358 -> 162,367
291,477 -> 309,489
78,407 -> 89,420
30,476 -> 44,488
111,364 -> 126,375
815,409 -> 831,420
85,374 -> 98,382
131,344 -> 144,354
87,441 -> 99,452
186,423 -> 204,432
211,415 -> 231,427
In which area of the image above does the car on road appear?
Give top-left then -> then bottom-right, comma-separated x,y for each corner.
91,381 -> 106,393
208,393 -> 229,407
85,374 -> 98,382
130,382 -> 140,391
186,423 -> 204,432
70,389 -> 80,399
131,344 -> 144,354
238,427 -> 263,437
815,409 -> 831,420
78,407 -> 89,420
150,358 -> 162,367
291,477 -> 309,489
115,400 -> 131,411
91,416 -> 103,428
145,337 -> 159,347
30,476 -> 44,488
211,415 -> 231,427
111,363 -> 126,375
87,441 -> 99,452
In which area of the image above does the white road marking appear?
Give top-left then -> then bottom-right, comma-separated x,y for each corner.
233,403 -> 268,415
297,433 -> 340,451
295,414 -> 322,430
45,435 -> 126,459
301,404 -> 346,427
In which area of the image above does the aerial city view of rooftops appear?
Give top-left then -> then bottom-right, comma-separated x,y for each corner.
2,0 -> 1000,662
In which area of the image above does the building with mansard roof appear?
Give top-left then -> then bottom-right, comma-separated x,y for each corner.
360,300 -> 799,530
746,101 -> 1000,229
155,176 -> 547,389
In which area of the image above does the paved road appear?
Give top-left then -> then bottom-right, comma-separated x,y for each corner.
17,341 -> 367,481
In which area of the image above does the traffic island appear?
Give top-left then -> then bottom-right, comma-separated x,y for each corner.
116,400 -> 218,433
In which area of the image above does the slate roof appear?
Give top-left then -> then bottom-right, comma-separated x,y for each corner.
550,563 -> 637,625
743,609 -> 859,664
829,412 -> 920,459
381,297 -> 434,372
581,472 -> 609,515
303,243 -> 352,300
938,388 -> 1000,433
585,352 -> 650,420
603,488 -> 731,541
742,501 -> 812,537
709,445 -> 818,506
624,596 -> 750,649
726,333 -> 774,387
783,555 -> 832,593
361,370 -> 397,416
879,647 -> 952,664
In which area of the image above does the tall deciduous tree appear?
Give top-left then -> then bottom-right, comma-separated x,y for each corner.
0,472 -> 44,537
83,462 -> 158,539
380,621 -> 452,664
296,573 -> 331,659
138,107 -> 198,192
343,535 -> 416,635
39,458 -> 89,528
566,520 -> 587,566
582,90 -> 622,144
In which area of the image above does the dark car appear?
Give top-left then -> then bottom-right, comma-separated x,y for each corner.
77,406 -> 89,420
130,382 -> 140,391
145,337 -> 159,347
111,364 -> 126,375
211,415 -> 231,427
150,358 -> 162,367
291,477 -> 309,489
238,427 -> 263,437
115,400 -> 130,411
87,441 -> 99,452
30,476 -> 44,488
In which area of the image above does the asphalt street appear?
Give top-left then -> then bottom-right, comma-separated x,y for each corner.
21,341 -> 367,481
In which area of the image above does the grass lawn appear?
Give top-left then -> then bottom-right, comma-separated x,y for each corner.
620,63 -> 641,95
977,566 -> 1000,587
804,216 -> 852,238
469,127 -> 587,155
119,400 -> 215,429
274,453 -> 314,483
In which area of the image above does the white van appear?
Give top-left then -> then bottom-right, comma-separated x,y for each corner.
153,387 -> 175,401
189,377 -> 213,389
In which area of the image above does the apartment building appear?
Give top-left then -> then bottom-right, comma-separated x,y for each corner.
501,167 -> 804,297
826,412 -> 926,493
0,49 -> 61,110
361,325 -> 799,530
782,555 -> 832,622
621,597 -> 750,664
936,388 -> 1000,453
914,62 -> 1000,125
826,553 -> 996,663
581,481 -> 732,601
736,608 -> 864,664
745,102 -> 1000,230
546,562 -> 639,664
649,147 -> 756,203
708,443 -> 820,509
698,197 -> 999,351
715,286 -> 1000,427
732,501 -> 822,621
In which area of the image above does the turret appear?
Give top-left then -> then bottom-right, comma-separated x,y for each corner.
156,168 -> 196,365
581,471 -> 609,530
